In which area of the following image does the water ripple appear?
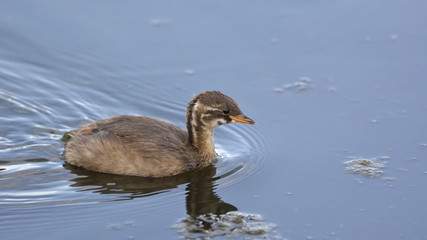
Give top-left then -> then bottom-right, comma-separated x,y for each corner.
0,54 -> 271,208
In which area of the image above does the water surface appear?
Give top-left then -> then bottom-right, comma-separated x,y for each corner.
1,1 -> 427,239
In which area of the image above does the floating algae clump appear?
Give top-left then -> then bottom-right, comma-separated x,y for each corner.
173,212 -> 281,239
344,157 -> 389,177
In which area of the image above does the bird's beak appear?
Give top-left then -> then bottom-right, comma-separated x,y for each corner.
230,115 -> 256,125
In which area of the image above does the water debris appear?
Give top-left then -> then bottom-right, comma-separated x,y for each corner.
274,77 -> 312,93
363,36 -> 373,42
300,77 -> 311,83
184,70 -> 195,76
344,157 -> 389,177
419,143 -> 427,149
124,221 -> 136,227
382,177 -> 397,181
270,37 -> 279,44
274,88 -> 284,93
327,86 -> 337,93
173,212 -> 282,239
150,18 -> 171,26
397,168 -> 409,172
389,34 -> 399,41
107,223 -> 122,230
107,220 -> 136,230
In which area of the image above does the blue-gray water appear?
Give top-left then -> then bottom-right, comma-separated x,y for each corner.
1,1 -> 427,239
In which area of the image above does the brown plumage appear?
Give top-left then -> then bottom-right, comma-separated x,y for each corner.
63,91 -> 255,177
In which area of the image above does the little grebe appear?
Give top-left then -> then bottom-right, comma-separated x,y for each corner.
63,91 -> 255,177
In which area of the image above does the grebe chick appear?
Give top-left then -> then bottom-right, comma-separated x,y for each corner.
63,91 -> 255,177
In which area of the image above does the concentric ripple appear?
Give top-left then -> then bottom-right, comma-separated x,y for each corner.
214,121 -> 273,190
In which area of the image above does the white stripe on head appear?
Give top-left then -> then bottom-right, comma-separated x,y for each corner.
191,101 -> 200,129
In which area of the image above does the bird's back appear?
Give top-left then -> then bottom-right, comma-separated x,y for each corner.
64,115 -> 198,177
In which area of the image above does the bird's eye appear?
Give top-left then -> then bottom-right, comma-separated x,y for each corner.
223,110 -> 230,114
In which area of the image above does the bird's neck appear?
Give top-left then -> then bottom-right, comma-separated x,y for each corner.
189,126 -> 216,162
186,101 -> 216,164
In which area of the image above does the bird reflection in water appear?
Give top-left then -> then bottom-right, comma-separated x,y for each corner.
65,162 -> 234,210
65,163 -> 279,239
